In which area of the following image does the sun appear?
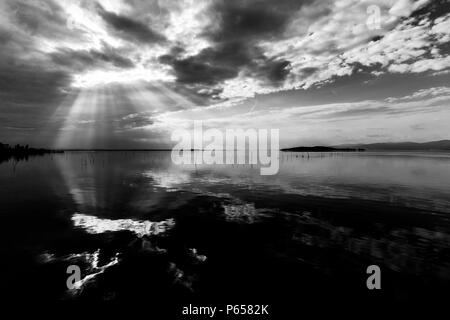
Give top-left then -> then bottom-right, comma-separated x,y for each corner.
73,67 -> 175,88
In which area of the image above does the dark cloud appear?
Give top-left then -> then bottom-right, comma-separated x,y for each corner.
204,0 -> 309,42
0,62 -> 71,106
159,44 -> 292,89
97,4 -> 165,44
370,35 -> 383,42
158,0 -> 311,90
51,47 -> 135,71
436,40 -> 450,56
298,67 -> 319,78
0,59 -> 73,146
159,41 -> 251,85
410,0 -> 450,22
254,59 -> 291,84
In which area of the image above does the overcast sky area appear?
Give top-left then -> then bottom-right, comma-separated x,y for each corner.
1,0 -> 450,148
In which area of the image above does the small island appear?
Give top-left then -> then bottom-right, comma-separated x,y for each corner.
281,146 -> 365,152
0,142 -> 63,163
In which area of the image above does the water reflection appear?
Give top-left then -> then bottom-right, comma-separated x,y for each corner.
222,203 -> 271,224
65,250 -> 120,295
72,213 -> 175,237
142,169 -> 191,191
1,151 -> 449,304
51,151 -> 450,214
278,210 -> 450,280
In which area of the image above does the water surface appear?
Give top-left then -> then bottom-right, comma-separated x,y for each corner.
1,151 -> 449,309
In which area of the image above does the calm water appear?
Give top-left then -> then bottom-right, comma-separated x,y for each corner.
1,151 -> 449,310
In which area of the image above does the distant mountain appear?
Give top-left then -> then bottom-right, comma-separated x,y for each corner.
333,140 -> 450,151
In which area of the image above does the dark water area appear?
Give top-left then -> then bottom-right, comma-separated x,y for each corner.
1,151 -> 449,314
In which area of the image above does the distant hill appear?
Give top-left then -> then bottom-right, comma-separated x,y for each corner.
333,140 -> 450,151
281,146 -> 364,152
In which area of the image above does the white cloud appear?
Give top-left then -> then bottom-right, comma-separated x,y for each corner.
150,85 -> 450,146
4,0 -> 448,98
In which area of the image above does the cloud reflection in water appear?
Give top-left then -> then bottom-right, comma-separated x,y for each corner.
66,250 -> 120,294
72,213 -> 175,237
222,202 -> 271,224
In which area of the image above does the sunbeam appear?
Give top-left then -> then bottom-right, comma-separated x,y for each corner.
53,79 -> 202,149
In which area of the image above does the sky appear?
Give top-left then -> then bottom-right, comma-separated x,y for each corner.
1,0 -> 450,149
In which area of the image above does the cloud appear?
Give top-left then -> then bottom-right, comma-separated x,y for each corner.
389,0 -> 416,17
154,85 -> 450,127
97,3 -> 165,44
204,0 -> 310,42
5,0 -> 449,100
341,1 -> 450,75
50,46 -> 135,71
158,44 -> 240,85
243,0 -> 450,98
118,112 -> 155,129
156,0 -> 311,97
388,56 -> 450,73
0,58 -> 73,145
386,86 -> 450,102
0,61 -> 71,106
7,0 -> 78,41
1,0 -> 450,147
410,123 -> 425,130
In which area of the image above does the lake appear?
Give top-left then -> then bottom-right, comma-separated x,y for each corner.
1,151 -> 449,311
